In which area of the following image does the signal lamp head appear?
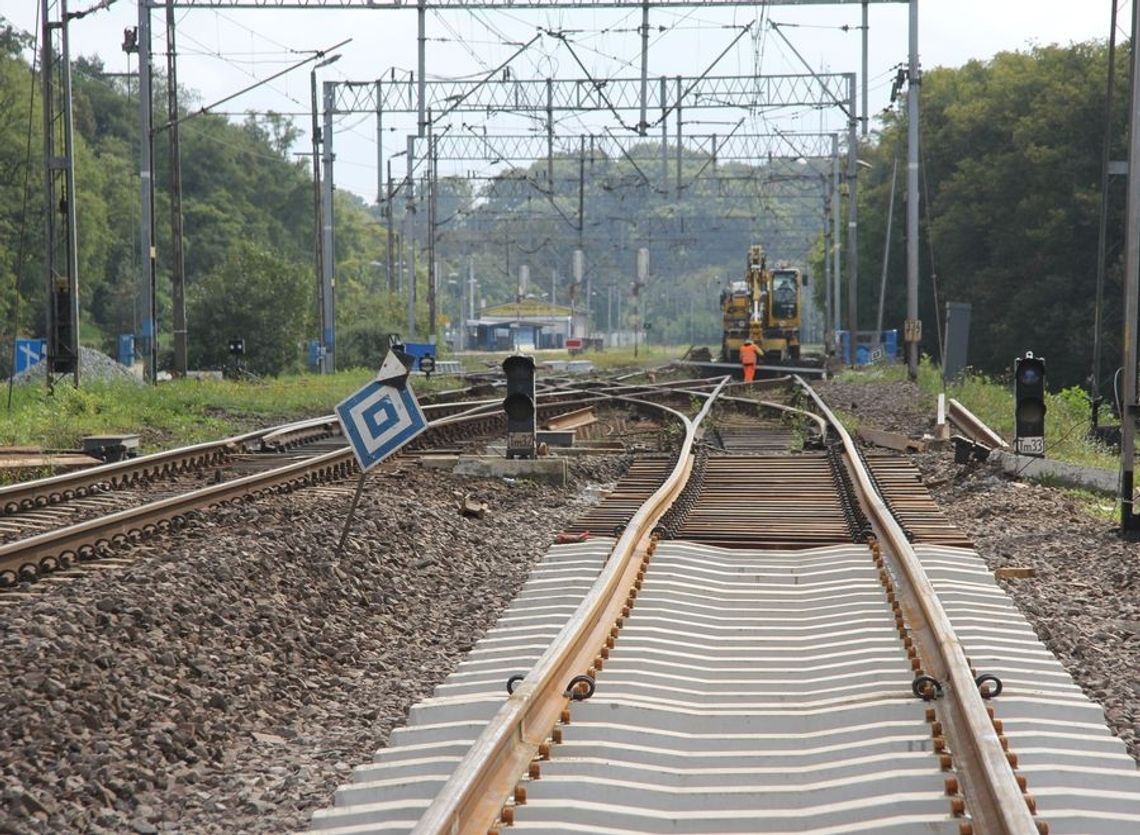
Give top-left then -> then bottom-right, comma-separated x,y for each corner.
1017,365 -> 1041,386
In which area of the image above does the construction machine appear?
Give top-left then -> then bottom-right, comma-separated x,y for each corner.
719,244 -> 804,364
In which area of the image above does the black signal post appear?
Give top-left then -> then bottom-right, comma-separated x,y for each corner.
502,354 -> 536,459
1014,352 -> 1046,457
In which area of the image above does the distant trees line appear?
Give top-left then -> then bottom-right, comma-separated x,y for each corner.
1,17 -> 1121,387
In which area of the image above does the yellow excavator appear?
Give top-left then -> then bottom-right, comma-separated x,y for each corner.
719,244 -> 804,365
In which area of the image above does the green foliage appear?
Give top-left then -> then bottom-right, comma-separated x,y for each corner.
858,41 -> 1126,392
14,23 -> 1123,393
1055,385 -> 1093,419
1,371 -> 373,452
0,31 -> 387,371
188,241 -> 312,376
903,357 -> 1116,469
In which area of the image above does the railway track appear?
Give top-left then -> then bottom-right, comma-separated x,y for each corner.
306,376 -> 1140,835
0,385 -> 607,589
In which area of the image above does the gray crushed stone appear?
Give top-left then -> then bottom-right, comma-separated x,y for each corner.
9,346 -> 141,385
0,454 -> 628,834
817,375 -> 1140,765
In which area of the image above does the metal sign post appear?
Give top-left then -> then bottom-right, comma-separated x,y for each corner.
334,350 -> 427,553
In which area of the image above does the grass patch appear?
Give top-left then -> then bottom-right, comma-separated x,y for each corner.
838,358 -> 1118,471
0,344 -> 678,455
1061,487 -> 1119,522
0,369 -> 463,453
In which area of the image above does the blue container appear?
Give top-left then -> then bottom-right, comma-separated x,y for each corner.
402,341 -> 436,365
118,334 -> 135,367
883,329 -> 898,360
837,330 -> 899,365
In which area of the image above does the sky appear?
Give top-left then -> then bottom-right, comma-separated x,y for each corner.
4,0 -> 1131,201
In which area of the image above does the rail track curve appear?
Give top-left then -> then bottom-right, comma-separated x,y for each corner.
304,376 -> 1140,835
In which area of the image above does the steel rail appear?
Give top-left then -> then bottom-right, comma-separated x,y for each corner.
411,378 -> 730,835
0,445 -> 355,583
947,398 -> 1010,450
257,415 -> 341,450
0,426 -> 271,515
797,376 -> 1040,834
541,378 -> 826,451
673,384 -> 830,441
0,398 -> 605,586
0,389 -> 584,516
588,376 -> 829,440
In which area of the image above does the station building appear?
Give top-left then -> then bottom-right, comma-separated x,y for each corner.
463,299 -> 586,351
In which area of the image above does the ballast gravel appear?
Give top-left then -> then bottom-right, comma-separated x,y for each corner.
0,455 -> 627,834
2,374 -> 1138,835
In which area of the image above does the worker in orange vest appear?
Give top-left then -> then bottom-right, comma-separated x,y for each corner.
739,339 -> 759,382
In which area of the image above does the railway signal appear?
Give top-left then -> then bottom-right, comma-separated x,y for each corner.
502,354 -> 536,459
1014,352 -> 1046,456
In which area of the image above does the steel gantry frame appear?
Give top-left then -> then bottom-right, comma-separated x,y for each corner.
325,71 -> 857,345
130,0 -> 918,375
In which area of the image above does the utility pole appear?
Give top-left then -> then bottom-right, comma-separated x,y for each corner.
861,1 -> 869,137
320,78 -> 337,372
823,182 -> 832,353
427,113 -> 437,341
578,138 -> 588,338
386,159 -> 396,292
138,0 -> 157,384
417,0 -> 426,137
831,134 -> 841,344
375,79 -> 383,209
311,64 -> 324,369
165,0 -> 187,376
638,0 -> 650,136
660,76 -> 668,189
468,257 -> 476,334
675,75 -> 683,198
546,79 -> 554,190
1119,0 -> 1140,531
41,0 -> 80,390
405,134 -> 417,338
846,73 -> 859,355
905,0 -> 921,380
1093,0 -> 1121,429
311,55 -> 340,373
458,260 -> 466,352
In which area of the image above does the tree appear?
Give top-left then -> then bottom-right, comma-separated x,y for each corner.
188,240 -> 312,376
856,41 -> 1127,389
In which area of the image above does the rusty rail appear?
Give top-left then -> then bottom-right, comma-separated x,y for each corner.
410,378 -> 731,835
797,376 -> 1039,835
0,398 -> 588,587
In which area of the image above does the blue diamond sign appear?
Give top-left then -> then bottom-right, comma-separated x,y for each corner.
336,352 -> 428,472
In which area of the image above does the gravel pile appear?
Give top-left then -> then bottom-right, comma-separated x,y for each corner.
917,457 -> 1140,762
2,373 -> 1138,835
9,347 -> 142,385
